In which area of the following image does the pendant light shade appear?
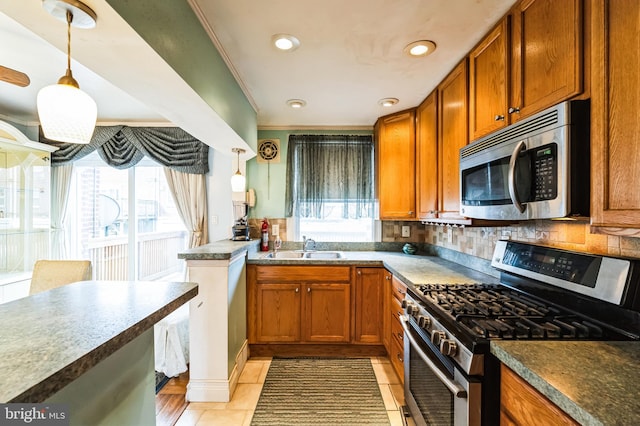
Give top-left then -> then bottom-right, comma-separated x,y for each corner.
37,0 -> 97,144
231,148 -> 246,192
37,81 -> 97,144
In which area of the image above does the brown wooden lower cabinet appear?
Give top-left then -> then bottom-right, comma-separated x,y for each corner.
248,265 -> 351,344
500,364 -> 579,426
247,265 -> 387,357
353,267 -> 385,344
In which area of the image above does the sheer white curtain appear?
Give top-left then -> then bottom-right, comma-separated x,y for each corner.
163,168 -> 209,248
50,164 -> 74,259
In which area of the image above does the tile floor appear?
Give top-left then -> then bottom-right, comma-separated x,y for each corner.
175,356 -> 409,426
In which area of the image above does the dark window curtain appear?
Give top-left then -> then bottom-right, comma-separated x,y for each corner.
285,134 -> 374,219
41,126 -> 209,174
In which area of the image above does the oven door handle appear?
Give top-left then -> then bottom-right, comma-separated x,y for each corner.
508,140 -> 527,213
401,317 -> 468,398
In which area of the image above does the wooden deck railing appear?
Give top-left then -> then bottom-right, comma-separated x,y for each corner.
86,230 -> 187,281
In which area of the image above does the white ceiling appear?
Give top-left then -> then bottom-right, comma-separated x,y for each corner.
0,0 -> 517,133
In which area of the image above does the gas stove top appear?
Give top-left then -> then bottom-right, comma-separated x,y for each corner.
402,241 -> 640,373
413,282 -> 631,340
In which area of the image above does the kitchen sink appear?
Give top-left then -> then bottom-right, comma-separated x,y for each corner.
303,251 -> 344,259
263,251 -> 306,259
262,251 -> 344,260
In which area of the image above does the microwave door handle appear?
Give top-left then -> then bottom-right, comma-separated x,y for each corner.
508,140 -> 527,213
401,317 -> 468,398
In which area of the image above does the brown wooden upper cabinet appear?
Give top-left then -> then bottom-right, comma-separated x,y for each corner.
416,91 -> 438,220
469,0 -> 584,141
590,0 -> 640,235
438,60 -> 469,219
377,109 -> 416,220
469,17 -> 510,141
510,0 -> 583,120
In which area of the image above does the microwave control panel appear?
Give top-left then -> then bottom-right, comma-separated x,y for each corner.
532,143 -> 557,201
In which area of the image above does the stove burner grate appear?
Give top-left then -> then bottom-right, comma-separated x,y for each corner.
416,283 -> 609,340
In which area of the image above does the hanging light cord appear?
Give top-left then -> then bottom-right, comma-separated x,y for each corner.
66,11 -> 73,74
57,10 -> 79,88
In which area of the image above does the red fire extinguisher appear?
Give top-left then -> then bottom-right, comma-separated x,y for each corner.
261,218 -> 269,251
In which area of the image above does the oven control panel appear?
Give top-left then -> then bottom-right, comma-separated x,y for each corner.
492,240 -> 632,306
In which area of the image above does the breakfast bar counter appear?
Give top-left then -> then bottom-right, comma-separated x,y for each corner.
0,280 -> 197,424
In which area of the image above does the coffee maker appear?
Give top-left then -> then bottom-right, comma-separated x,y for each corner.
231,201 -> 250,241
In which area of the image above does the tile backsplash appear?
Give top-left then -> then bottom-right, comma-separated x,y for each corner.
382,220 -> 640,260
249,217 -> 640,260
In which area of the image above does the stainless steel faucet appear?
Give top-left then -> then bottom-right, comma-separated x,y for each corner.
302,235 -> 316,252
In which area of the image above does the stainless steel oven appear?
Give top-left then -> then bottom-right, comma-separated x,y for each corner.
401,241 -> 640,426
459,100 -> 590,220
401,313 -> 482,426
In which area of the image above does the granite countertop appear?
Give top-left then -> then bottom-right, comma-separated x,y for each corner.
491,340 -> 640,426
178,239 -> 258,260
247,249 -> 500,286
0,280 -> 198,403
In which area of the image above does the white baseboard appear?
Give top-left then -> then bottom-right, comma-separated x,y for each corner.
186,339 -> 249,402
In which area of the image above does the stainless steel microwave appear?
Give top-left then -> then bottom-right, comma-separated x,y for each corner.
459,100 -> 590,220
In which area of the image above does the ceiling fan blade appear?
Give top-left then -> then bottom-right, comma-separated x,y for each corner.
0,65 -> 30,87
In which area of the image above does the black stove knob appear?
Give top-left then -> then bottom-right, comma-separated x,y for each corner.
440,339 -> 458,356
431,330 -> 446,346
417,315 -> 431,329
404,303 -> 418,316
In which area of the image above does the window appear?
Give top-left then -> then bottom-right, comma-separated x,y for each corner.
64,152 -> 187,280
285,135 -> 375,242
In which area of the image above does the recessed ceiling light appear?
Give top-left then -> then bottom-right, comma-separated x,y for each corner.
287,99 -> 306,108
404,40 -> 437,57
272,34 -> 300,51
378,98 -> 399,107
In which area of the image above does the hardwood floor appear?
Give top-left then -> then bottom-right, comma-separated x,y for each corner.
156,371 -> 189,426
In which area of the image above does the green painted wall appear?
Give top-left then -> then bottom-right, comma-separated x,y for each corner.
105,0 -> 257,149
248,129 -> 373,218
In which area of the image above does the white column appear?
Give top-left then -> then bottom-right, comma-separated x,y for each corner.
185,251 -> 248,402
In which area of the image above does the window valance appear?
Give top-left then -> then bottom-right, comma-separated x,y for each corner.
41,126 -> 209,174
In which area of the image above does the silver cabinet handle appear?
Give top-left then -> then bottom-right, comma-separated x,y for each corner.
307,287 -> 311,293
400,317 -> 467,398
508,140 -> 527,213
508,106 -> 520,114
495,114 -> 505,121
295,287 -> 299,293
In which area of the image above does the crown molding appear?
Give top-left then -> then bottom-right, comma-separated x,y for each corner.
258,125 -> 374,131
187,0 -> 258,114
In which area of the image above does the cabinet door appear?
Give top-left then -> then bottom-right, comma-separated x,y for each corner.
591,0 -> 640,234
469,17 -> 510,140
510,0 -> 583,120
438,60 -> 469,218
501,365 -> 579,425
378,110 -> 416,219
416,91 -> 438,220
255,283 -> 301,342
303,283 -> 350,342
354,267 -> 384,344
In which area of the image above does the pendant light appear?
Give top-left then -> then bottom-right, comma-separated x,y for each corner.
231,148 -> 246,192
37,0 -> 97,144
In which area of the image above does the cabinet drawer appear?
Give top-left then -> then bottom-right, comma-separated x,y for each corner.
391,297 -> 404,323
391,276 -> 407,302
254,266 -> 351,282
389,333 -> 404,383
391,314 -> 404,347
